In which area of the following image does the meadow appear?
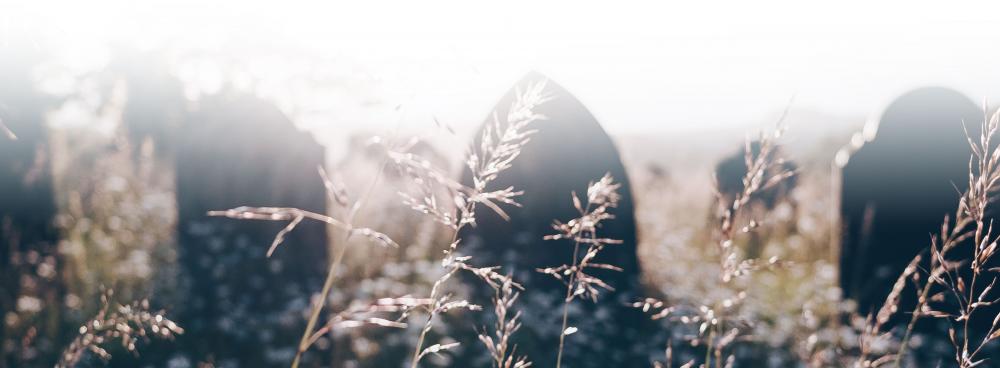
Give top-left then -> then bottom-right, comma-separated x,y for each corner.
4,76 -> 998,368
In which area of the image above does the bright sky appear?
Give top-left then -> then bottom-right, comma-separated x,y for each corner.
5,0 -> 1000,141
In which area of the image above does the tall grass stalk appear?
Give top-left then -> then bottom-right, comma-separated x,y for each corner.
887,105 -> 1000,368
211,162 -> 400,368
56,288 -> 183,368
211,80 -> 549,368
634,121 -> 794,367
477,275 -> 531,368
538,173 -> 625,368
396,81 -> 550,367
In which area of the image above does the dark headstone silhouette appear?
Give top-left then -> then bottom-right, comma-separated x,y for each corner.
458,72 -> 646,367
0,47 -> 63,368
839,87 -> 985,316
173,93 -> 329,367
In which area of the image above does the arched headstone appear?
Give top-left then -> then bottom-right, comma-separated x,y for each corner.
458,72 -> 645,367
839,87 -> 983,315
174,93 -> 329,367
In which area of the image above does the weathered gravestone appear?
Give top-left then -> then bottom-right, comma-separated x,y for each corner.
839,87 -> 987,317
0,49 -> 63,368
173,93 -> 329,367
458,72 -> 646,367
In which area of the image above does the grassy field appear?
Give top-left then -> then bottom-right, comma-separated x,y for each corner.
13,85 -> 1000,368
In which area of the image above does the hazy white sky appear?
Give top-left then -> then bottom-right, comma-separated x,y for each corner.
5,0 -> 1000,139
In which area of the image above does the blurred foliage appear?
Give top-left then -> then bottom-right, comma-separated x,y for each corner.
51,127 -> 179,315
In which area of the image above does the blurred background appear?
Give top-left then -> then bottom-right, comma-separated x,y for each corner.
3,1 -> 1000,367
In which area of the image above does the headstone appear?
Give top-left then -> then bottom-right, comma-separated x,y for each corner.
0,48 -> 62,368
839,87 -> 984,315
458,72 -> 646,367
173,93 -> 329,367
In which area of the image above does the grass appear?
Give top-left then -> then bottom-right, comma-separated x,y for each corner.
36,87 -> 1000,367
536,173 -> 625,368
635,120 -> 795,367
889,106 -> 1000,367
56,288 -> 183,368
210,80 -> 550,368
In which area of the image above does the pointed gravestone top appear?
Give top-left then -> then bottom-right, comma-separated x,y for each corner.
458,72 -> 645,367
